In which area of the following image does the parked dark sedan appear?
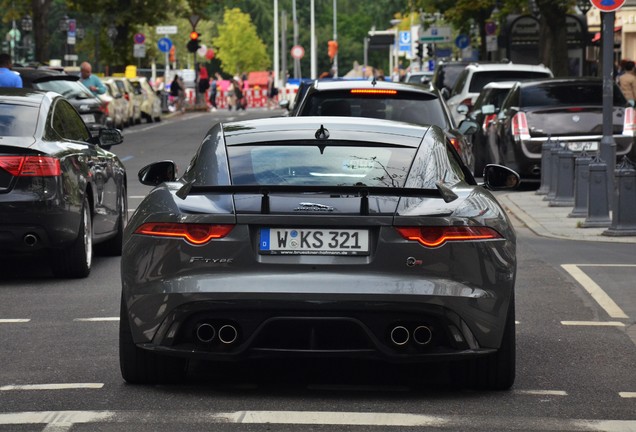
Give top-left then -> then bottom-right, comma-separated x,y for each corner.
14,66 -> 111,132
287,79 -> 479,174
120,116 -> 520,390
488,78 -> 634,180
0,89 -> 126,278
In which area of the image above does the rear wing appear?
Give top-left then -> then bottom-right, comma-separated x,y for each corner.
176,182 -> 458,215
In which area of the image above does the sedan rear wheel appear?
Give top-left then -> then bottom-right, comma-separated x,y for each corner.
51,197 -> 92,278
119,296 -> 188,384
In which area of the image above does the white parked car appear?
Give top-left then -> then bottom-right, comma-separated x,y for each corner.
129,76 -> 162,123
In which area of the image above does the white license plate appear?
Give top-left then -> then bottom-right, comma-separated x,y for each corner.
260,228 -> 369,256
567,141 -> 598,152
81,114 -> 96,123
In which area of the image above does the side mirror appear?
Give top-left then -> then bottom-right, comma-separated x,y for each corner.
456,104 -> 469,115
99,128 -> 124,147
138,161 -> 178,186
279,99 -> 290,110
482,164 -> 520,190
482,104 -> 496,115
458,119 -> 479,136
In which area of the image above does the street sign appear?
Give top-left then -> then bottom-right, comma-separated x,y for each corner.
133,43 -> 146,58
590,0 -> 625,12
455,34 -> 470,49
134,33 -> 145,44
291,45 -> 305,59
485,21 -> 497,36
158,37 -> 172,53
63,54 -> 78,61
189,15 -> 200,30
156,25 -> 178,35
419,26 -> 451,43
398,30 -> 411,52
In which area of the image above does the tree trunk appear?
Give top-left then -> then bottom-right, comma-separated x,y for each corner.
31,0 -> 52,64
537,0 -> 569,77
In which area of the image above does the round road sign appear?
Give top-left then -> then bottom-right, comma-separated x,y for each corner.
291,45 -> 305,59
157,37 -> 172,53
455,34 -> 470,49
590,0 -> 625,12
134,33 -> 145,44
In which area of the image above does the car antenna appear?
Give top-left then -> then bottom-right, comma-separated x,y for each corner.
315,124 -> 330,140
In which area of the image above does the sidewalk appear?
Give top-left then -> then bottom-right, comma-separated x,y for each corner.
498,191 -> 636,243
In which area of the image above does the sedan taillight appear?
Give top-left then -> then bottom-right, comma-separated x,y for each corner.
623,106 -> 636,136
395,226 -> 502,248
0,156 -> 61,177
134,223 -> 234,245
511,112 -> 530,140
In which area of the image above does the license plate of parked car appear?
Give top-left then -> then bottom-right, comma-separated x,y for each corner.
567,141 -> 598,152
259,228 -> 369,255
81,114 -> 95,123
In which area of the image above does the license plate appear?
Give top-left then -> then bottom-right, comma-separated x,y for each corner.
81,114 -> 95,124
259,228 -> 369,256
567,141 -> 598,152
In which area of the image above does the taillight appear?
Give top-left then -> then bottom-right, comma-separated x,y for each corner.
134,223 -> 234,245
100,101 -> 110,116
448,137 -> 462,154
0,156 -> 61,177
124,93 -> 130,101
350,89 -> 397,95
623,106 -> 635,136
395,226 -> 502,248
482,114 -> 497,131
511,112 -> 530,140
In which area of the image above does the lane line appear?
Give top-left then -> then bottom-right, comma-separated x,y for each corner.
73,318 -> 119,322
0,319 -> 30,323
513,390 -> 568,396
0,383 -> 104,391
561,264 -> 629,319
129,196 -> 146,199
561,321 -> 626,327
619,392 -> 636,398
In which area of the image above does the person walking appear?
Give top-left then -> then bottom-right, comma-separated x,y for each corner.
232,76 -> 245,111
170,74 -> 185,113
79,62 -> 106,96
266,70 -> 278,110
197,63 -> 209,105
208,73 -> 220,111
0,53 -> 22,88
619,60 -> 636,107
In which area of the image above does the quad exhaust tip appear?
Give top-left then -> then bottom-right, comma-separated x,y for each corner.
23,233 -> 38,247
195,323 -> 216,343
390,326 -> 410,346
390,324 -> 433,347
218,324 -> 238,344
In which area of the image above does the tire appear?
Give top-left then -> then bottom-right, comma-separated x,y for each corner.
461,297 -> 516,390
119,295 -> 188,384
51,197 -> 92,278
98,187 -> 127,256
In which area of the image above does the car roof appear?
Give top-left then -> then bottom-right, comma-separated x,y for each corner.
221,115 -> 432,147
463,62 -> 551,72
13,67 -> 79,85
308,79 -> 438,94
482,81 -> 519,90
515,77 -> 603,87
0,88 -> 50,106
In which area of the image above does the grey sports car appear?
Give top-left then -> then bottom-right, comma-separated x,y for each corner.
120,116 -> 520,390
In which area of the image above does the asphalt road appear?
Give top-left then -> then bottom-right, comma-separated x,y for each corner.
0,109 -> 634,431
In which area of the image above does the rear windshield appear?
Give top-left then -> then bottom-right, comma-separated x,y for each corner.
468,71 -> 551,93
435,64 -> 468,92
520,83 -> 628,107
0,104 -> 38,136
299,90 -> 448,127
227,143 -> 416,187
34,80 -> 94,100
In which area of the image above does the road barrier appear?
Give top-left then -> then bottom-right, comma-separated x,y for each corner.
603,157 -> 636,236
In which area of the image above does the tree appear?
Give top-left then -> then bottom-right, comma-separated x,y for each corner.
213,8 -> 270,75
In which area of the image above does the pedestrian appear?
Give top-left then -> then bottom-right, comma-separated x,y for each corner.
79,61 -> 106,96
170,74 -> 185,113
266,70 -> 278,109
619,60 -> 636,106
0,53 -> 22,88
197,63 -> 209,104
232,76 -> 245,111
208,73 -> 219,112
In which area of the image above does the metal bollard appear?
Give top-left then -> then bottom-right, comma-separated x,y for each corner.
568,151 -> 593,218
581,155 -> 612,228
536,136 -> 554,195
550,147 -> 575,207
544,140 -> 562,201
603,157 -> 636,236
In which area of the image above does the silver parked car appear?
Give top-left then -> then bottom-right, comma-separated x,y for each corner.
119,116 -> 520,389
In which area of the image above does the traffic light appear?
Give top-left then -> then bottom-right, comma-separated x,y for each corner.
187,31 -> 200,53
426,44 -> 434,58
416,42 -> 423,58
327,40 -> 338,60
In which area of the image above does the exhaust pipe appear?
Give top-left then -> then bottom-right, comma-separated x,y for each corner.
23,233 -> 38,247
218,324 -> 238,344
413,326 -> 433,345
531,165 -> 541,176
390,326 -> 410,346
195,323 -> 216,343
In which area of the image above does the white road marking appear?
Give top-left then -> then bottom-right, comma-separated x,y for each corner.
0,383 -> 104,391
513,390 -> 568,396
561,321 -> 626,327
73,317 -> 119,322
0,319 -> 30,323
561,264 -> 629,319
128,196 -> 146,199
218,411 -> 445,426
619,392 -> 636,398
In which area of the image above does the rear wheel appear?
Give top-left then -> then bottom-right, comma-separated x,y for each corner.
119,296 -> 188,384
460,297 -> 516,390
51,197 -> 92,278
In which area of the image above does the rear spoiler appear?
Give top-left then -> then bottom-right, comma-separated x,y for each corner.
176,182 -> 458,215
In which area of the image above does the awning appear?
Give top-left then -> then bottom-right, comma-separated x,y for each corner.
592,25 -> 622,43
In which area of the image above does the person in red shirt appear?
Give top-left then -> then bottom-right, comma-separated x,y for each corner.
197,64 -> 209,104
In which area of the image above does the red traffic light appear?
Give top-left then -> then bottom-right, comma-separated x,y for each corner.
190,31 -> 199,40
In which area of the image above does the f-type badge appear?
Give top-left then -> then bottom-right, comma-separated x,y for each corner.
294,202 -> 335,212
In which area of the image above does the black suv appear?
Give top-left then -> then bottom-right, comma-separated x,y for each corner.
14,67 -> 110,132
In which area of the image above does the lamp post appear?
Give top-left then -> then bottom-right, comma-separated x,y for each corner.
20,15 -> 32,64
577,0 -> 592,76
58,15 -> 69,67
